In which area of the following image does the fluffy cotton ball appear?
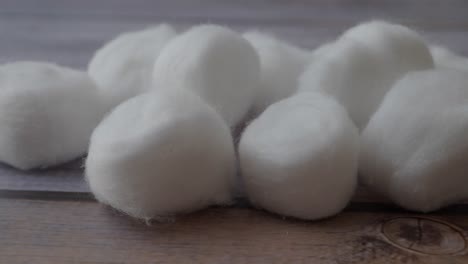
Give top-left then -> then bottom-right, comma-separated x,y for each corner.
88,24 -> 177,108
243,31 -> 312,115
311,42 -> 334,58
86,89 -> 236,219
341,21 -> 433,75
299,40 -> 390,129
360,69 -> 468,212
430,45 -> 468,71
299,21 -> 433,129
239,93 -> 359,220
153,25 -> 260,127
0,61 -> 105,170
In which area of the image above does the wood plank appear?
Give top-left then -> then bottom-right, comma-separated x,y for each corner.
1,198 -> 468,264
0,159 -> 88,193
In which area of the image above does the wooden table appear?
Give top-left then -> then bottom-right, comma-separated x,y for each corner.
1,1 -> 468,263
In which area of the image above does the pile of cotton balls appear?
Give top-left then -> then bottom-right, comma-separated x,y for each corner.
1,21 -> 468,221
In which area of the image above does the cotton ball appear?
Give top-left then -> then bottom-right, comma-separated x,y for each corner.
0,61 -> 105,170
153,25 -> 260,127
88,24 -> 177,108
340,20 -> 434,76
430,45 -> 468,71
299,40 -> 393,129
86,89 -> 236,219
360,69 -> 468,212
299,21 -> 433,129
239,93 -> 359,220
311,42 -> 334,58
242,31 -> 312,115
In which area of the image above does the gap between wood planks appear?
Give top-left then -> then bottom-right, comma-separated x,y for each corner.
2,188 -> 468,216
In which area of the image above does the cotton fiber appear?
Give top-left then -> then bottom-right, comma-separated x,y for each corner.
239,93 -> 359,220
299,21 -> 433,129
430,45 -> 468,71
88,24 -> 177,108
85,89 -> 236,219
153,25 -> 260,127
0,61 -> 105,170
243,31 -> 312,115
360,69 -> 468,212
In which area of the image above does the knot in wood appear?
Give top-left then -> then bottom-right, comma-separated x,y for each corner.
381,217 -> 466,255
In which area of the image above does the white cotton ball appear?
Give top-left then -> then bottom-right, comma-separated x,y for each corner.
299,21 -> 433,129
311,42 -> 334,58
243,31 -> 312,115
239,93 -> 359,220
299,40 -> 391,129
360,69 -> 468,212
153,25 -> 260,127
85,89 -> 236,219
0,61 -> 105,170
341,21 -> 433,76
430,45 -> 468,71
88,24 -> 177,108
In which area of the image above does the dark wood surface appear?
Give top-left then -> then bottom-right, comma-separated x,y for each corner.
1,0 -> 468,263
2,198 -> 468,264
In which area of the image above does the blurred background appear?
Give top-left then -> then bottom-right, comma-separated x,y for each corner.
1,0 -> 467,69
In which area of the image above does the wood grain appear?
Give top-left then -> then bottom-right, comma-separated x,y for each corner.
1,1 -> 468,263
0,199 -> 467,264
